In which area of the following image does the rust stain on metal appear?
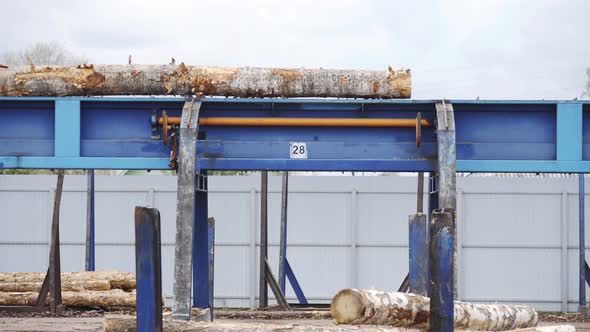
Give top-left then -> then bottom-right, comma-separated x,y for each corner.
160,74 -> 170,82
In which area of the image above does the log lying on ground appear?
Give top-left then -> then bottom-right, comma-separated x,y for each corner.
104,315 -> 574,332
331,289 -> 538,331
0,64 -> 411,98
0,271 -> 135,291
0,279 -> 110,292
0,289 -> 136,307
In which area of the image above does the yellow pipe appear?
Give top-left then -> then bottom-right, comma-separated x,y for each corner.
159,117 -> 430,128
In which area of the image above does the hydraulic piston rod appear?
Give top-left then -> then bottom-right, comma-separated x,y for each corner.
158,116 -> 431,128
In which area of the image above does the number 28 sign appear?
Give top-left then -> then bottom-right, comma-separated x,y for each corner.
289,142 -> 308,159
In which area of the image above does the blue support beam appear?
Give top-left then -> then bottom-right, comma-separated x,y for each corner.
135,206 -> 163,332
580,174 -> 587,313
85,170 -> 95,271
429,210 -> 455,332
192,173 -> 210,310
409,213 -> 429,296
54,100 -> 80,157
285,259 -> 308,305
557,104 -> 583,161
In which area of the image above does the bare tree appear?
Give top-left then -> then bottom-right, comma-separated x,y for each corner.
1,41 -> 88,66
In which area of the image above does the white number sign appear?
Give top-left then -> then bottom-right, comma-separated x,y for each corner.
289,142 -> 307,159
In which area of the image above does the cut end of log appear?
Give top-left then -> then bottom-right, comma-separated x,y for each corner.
330,288 -> 364,324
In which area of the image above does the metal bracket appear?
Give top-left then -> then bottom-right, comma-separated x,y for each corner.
196,172 -> 208,192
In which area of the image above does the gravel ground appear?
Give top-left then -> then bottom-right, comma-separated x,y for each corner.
0,309 -> 587,331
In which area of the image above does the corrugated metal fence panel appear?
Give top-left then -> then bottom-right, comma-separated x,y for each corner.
0,174 -> 587,311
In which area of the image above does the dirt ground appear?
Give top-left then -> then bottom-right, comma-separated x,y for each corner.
0,310 -> 588,332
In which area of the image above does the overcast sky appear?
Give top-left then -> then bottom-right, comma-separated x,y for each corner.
1,0 -> 588,99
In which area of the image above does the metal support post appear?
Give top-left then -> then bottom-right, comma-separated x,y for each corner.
417,172 -> 424,213
580,173 -> 587,313
37,171 -> 65,313
172,99 -> 201,320
435,101 -> 457,295
279,171 -> 289,293
135,206 -> 163,332
285,260 -> 308,304
85,169 -> 95,271
429,209 -> 455,332
193,171 -> 211,318
259,171 -> 269,308
207,217 -> 215,321
409,213 -> 428,295
264,259 -> 291,310
429,172 -> 439,212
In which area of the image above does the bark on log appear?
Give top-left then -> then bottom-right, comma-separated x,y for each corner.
0,289 -> 136,307
0,64 -> 411,98
331,289 -> 538,331
0,271 -> 135,291
0,279 -> 110,292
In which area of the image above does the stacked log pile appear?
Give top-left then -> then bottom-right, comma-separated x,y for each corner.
0,271 -> 137,308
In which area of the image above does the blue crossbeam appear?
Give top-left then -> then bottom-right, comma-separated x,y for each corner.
0,97 -> 588,172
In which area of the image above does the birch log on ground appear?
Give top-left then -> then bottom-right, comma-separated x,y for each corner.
0,64 -> 411,98
331,289 -> 538,331
0,271 -> 135,291
0,279 -> 110,292
0,289 -> 136,307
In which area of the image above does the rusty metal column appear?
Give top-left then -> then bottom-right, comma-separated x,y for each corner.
172,99 -> 201,320
435,101 -> 457,293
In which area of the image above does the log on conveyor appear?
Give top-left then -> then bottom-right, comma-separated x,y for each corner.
331,289 -> 538,331
0,271 -> 135,291
0,279 -> 110,292
0,289 -> 136,308
0,64 -> 411,98
104,315 -> 575,332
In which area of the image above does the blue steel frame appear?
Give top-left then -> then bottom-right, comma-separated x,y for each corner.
0,97 -> 588,172
2,97 -> 590,316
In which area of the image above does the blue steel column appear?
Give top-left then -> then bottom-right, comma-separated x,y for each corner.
429,209 -> 455,332
193,172 -> 210,312
135,206 -> 163,332
555,103 -> 585,313
409,213 -> 428,295
85,170 -> 95,271
278,171 -> 289,294
580,174 -> 587,312
207,217 -> 215,321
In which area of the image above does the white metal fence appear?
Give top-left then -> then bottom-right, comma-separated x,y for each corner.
0,174 -> 587,312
